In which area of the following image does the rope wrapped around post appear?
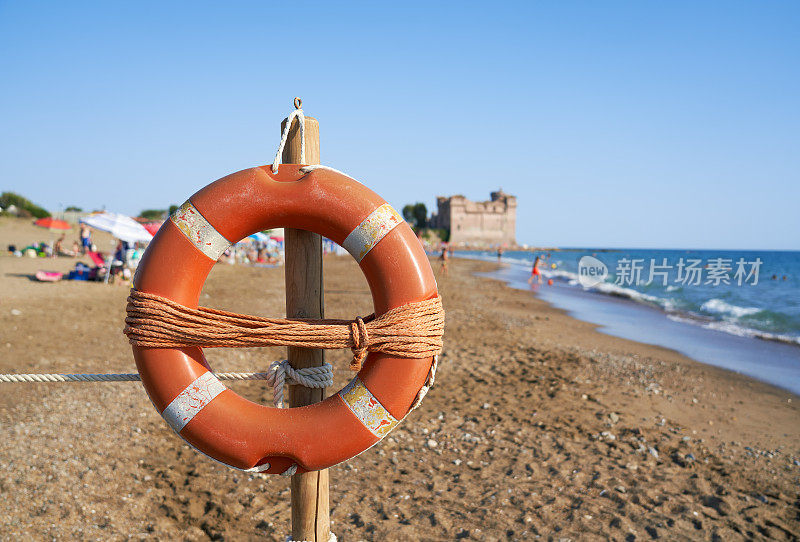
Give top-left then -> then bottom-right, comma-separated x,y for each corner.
124,290 -> 444,372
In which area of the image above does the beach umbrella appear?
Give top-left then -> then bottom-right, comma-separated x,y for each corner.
270,235 -> 284,242
142,221 -> 164,236
248,232 -> 269,243
80,212 -> 153,243
34,217 -> 71,230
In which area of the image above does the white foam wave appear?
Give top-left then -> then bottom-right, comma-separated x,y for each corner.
666,314 -> 800,345
538,265 -> 676,311
589,281 -> 663,306
700,299 -> 760,319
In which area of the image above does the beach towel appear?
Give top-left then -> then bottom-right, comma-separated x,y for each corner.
35,270 -> 63,282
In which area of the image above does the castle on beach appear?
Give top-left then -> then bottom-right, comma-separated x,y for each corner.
429,189 -> 517,247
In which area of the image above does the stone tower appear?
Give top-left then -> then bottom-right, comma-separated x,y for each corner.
430,189 -> 517,246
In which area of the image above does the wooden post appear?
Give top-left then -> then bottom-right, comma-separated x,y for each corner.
281,102 -> 330,542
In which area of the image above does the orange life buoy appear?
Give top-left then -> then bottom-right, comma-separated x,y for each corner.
132,164 -> 438,474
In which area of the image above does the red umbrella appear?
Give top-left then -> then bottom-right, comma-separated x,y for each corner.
143,221 -> 164,236
270,235 -> 284,242
34,217 -> 71,230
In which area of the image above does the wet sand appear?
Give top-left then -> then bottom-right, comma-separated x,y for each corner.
1,217 -> 798,540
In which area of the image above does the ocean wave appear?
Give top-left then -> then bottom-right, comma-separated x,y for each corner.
586,289 -> 800,345
667,314 -> 800,346
700,298 -> 761,318
535,265 -> 679,311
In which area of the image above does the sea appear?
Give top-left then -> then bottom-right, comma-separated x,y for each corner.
456,249 -> 800,395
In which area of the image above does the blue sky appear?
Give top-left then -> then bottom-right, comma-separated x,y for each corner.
1,1 -> 798,249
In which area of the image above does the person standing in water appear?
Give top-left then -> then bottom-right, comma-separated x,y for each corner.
497,247 -> 504,261
528,254 -> 543,284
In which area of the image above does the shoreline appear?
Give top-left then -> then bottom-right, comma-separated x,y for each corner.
474,259 -> 800,402
455,249 -> 800,349
463,254 -> 800,396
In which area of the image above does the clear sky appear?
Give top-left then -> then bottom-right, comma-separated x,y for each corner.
1,2 -> 798,249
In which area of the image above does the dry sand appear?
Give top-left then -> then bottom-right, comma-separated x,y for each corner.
1,216 -> 798,541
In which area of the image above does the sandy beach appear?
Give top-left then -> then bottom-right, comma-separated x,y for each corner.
1,217 -> 798,541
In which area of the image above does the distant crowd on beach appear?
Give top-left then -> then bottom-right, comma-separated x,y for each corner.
6,224 -> 148,284
5,221 -> 363,284
8,224 -> 98,258
219,243 -> 283,266
8,224 -> 97,259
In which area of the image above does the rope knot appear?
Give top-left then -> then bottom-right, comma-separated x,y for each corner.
349,316 -> 370,371
266,359 -> 334,408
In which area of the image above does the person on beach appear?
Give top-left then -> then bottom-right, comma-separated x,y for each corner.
497,247 -> 503,260
53,235 -> 65,257
528,254 -> 543,284
79,224 -> 91,255
439,245 -> 449,276
114,240 -> 129,266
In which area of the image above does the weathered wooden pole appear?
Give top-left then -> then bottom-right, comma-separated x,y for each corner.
281,99 -> 330,542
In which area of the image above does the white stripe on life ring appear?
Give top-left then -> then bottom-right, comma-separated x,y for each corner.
171,201 -> 231,261
342,203 -> 403,262
162,372 -> 226,433
338,377 -> 400,439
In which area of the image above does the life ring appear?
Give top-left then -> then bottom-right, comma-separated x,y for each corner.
132,164 -> 438,474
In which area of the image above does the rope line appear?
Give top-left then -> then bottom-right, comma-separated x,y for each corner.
0,360 -> 436,408
0,372 -> 273,383
0,358 -> 435,410
0,363 -> 334,408
124,290 -> 445,372
0,363 -> 335,407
